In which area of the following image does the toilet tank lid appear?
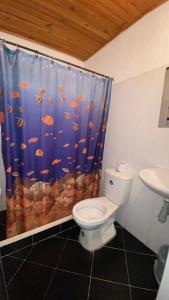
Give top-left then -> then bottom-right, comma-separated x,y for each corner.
105,168 -> 133,181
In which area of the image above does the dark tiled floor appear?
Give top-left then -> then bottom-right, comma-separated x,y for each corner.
0,210 -> 6,241
2,222 -> 158,300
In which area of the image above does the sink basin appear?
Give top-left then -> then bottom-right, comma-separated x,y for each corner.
139,168 -> 169,200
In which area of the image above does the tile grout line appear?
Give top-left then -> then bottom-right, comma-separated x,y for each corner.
121,227 -> 132,300
42,238 -> 68,300
7,245 -> 33,287
87,251 -> 94,300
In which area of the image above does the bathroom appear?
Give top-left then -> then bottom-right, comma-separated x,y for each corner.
0,1 -> 169,299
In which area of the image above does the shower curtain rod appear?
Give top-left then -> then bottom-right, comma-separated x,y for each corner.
1,38 -> 113,80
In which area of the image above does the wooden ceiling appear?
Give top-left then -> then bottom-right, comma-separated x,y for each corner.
0,0 -> 167,61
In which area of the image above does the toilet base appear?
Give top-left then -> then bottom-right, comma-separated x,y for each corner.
78,217 -> 116,251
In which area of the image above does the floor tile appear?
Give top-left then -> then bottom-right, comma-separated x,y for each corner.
60,219 -> 76,231
89,278 -> 130,300
2,256 -> 22,285
0,224 -> 6,241
10,246 -> 33,260
1,236 -> 32,256
0,210 -> 6,225
58,240 -> 92,275
57,226 -> 80,241
33,225 -> 60,243
123,229 -> 155,255
126,252 -> 158,290
131,287 -> 157,300
8,261 -> 52,300
114,221 -> 121,228
92,247 -> 128,284
105,227 -> 124,250
27,237 -> 66,267
46,269 -> 89,300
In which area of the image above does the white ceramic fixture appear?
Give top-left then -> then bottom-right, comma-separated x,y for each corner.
139,168 -> 169,201
72,168 -> 132,251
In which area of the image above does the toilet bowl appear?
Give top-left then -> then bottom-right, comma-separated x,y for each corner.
72,168 -> 132,251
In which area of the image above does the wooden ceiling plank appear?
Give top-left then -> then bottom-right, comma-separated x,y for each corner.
0,12 -> 92,60
0,1 -> 102,50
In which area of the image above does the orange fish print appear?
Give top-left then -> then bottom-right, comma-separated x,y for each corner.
11,91 -> 20,99
82,148 -> 87,154
0,89 -> 3,96
76,96 -> 84,101
102,123 -> 107,132
58,87 -> 64,93
75,165 -> 80,170
60,96 -> 66,103
44,133 -> 50,137
79,138 -> 86,144
88,121 -> 94,129
52,159 -> 62,165
40,169 -> 49,175
70,101 -> 78,108
20,143 -> 27,150
28,137 -> 39,144
67,156 -> 72,160
10,143 -> 15,147
65,112 -> 71,120
27,171 -> 34,176
87,156 -> 94,160
62,168 -> 69,173
42,115 -> 54,126
0,112 -> 4,123
19,82 -> 29,89
74,143 -> 78,149
16,117 -> 25,127
48,97 -> 54,104
12,172 -> 20,177
39,88 -> 46,96
35,149 -> 44,157
73,123 -> 79,131
35,95 -> 42,104
7,105 -> 14,113
63,143 -> 70,148
58,130 -> 64,134
30,178 -> 37,181
86,103 -> 93,112
19,106 -> 24,113
6,166 -> 12,173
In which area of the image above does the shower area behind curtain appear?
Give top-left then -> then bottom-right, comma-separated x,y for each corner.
0,42 -> 112,238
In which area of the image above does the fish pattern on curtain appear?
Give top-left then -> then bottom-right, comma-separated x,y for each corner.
0,42 -> 112,238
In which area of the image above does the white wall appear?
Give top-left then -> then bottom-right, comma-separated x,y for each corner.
86,1 -> 169,82
85,1 -> 169,254
0,31 -> 84,211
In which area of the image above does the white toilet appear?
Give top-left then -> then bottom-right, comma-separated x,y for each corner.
72,168 -> 132,251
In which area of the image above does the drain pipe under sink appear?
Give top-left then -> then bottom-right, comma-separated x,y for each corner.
158,200 -> 169,223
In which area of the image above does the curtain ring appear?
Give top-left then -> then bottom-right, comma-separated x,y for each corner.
67,62 -> 71,70
16,44 -> 20,52
51,56 -> 54,64
35,50 -> 38,58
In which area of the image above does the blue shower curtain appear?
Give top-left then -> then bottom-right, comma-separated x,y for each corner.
0,41 -> 112,237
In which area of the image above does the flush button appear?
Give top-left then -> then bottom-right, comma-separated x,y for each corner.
109,179 -> 113,185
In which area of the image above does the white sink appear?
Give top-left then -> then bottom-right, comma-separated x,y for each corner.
139,168 -> 169,200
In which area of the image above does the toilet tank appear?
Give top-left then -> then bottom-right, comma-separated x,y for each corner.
105,168 -> 132,206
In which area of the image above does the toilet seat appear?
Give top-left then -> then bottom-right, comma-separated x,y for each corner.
73,197 -> 119,228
